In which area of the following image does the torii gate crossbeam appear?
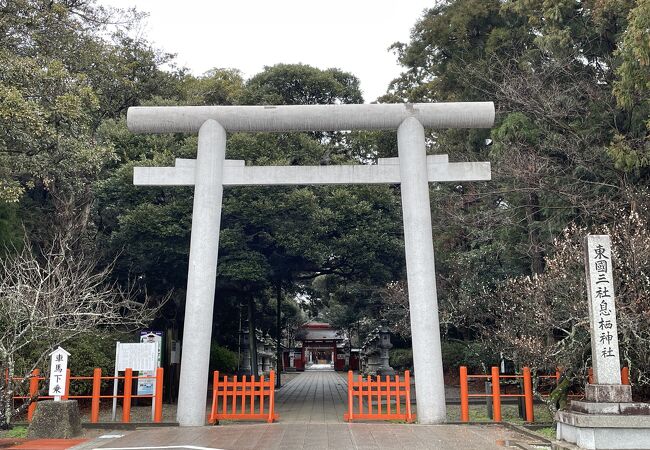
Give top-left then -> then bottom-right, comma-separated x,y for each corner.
127,103 -> 494,426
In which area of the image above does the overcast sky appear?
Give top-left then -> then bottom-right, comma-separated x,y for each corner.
98,0 -> 433,102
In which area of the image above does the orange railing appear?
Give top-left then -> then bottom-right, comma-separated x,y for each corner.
208,370 -> 278,424
459,366 -> 534,423
343,371 -> 414,423
9,367 -> 164,423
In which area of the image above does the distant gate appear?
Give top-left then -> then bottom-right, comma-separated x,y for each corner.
344,371 -> 414,422
208,371 -> 278,424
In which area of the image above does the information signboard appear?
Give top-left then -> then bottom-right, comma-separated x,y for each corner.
137,331 -> 163,395
116,342 -> 157,372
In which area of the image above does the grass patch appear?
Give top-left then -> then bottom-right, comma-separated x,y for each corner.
534,427 -> 556,439
1,426 -> 28,438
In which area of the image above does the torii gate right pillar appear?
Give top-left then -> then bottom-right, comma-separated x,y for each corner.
398,117 -> 446,423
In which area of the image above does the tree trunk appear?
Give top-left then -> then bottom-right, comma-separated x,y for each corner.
527,191 -> 545,275
247,295 -> 258,377
276,282 -> 283,388
2,354 -> 14,429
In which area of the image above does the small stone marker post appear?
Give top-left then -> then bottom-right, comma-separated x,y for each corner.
48,346 -> 70,400
584,235 -> 622,385
29,346 -> 82,439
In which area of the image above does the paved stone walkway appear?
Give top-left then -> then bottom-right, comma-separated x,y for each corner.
73,371 -> 552,449
82,423 -> 547,450
276,368 -> 348,423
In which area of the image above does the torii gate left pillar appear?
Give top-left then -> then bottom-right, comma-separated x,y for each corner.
177,120 -> 226,427
127,102 -> 495,426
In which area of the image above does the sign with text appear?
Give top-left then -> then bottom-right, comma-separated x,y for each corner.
48,347 -> 70,399
585,235 -> 621,385
137,331 -> 163,395
116,342 -> 157,372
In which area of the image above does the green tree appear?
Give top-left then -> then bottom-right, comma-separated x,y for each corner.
383,0 -> 646,345
0,0 -> 181,249
610,0 -> 650,170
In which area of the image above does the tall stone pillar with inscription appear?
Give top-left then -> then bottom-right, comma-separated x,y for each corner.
556,235 -> 650,449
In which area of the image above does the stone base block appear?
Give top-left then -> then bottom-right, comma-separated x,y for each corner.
585,384 -> 632,402
28,400 -> 82,439
570,400 -> 650,415
556,410 -> 650,449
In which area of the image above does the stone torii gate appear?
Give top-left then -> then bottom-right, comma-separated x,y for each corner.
127,103 -> 494,426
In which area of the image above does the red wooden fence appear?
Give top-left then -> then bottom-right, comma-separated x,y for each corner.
459,366 -> 534,423
344,371 -> 414,423
10,367 -> 164,423
208,371 -> 278,424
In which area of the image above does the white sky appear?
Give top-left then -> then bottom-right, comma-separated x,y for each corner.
99,0 -> 433,102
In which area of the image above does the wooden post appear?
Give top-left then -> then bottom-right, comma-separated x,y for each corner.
459,366 -> 469,422
523,367 -> 534,423
491,366 -> 501,422
621,367 -> 630,385
268,371 -> 276,423
241,375 -> 247,414
122,368 -> 132,423
62,368 -> 71,400
345,371 -> 353,421
232,375 -> 238,415
27,369 -> 40,422
154,367 -> 164,423
209,370 -> 219,424
91,368 -> 101,423
405,370 -> 413,423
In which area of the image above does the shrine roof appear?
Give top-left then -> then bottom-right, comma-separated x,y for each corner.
302,321 -> 332,329
302,328 -> 343,341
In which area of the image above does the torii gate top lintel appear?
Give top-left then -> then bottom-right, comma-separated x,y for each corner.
127,102 -> 495,134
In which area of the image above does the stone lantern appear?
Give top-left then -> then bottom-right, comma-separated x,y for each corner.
377,320 -> 395,376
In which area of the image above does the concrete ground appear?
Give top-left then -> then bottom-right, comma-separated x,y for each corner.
73,368 -> 550,450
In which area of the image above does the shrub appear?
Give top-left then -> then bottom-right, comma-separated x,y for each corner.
210,344 -> 238,373
443,340 -> 499,373
389,341 -> 499,374
389,348 -> 413,371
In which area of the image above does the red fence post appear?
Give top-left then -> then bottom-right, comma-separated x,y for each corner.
209,370 -> 219,424
523,367 -> 534,423
459,366 -> 469,422
122,368 -> 132,423
154,367 -> 164,423
405,370 -> 413,423
621,367 -> 630,385
268,371 -> 276,423
91,368 -> 101,423
588,367 -> 593,384
345,371 -> 353,422
62,368 -> 71,401
491,366 -> 501,422
27,369 -> 40,422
